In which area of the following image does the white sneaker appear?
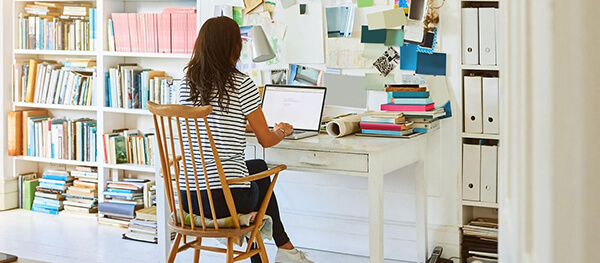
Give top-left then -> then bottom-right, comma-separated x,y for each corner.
275,248 -> 315,263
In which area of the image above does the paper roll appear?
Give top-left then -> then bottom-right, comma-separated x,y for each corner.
326,112 -> 372,138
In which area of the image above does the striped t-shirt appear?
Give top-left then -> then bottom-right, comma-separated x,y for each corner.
178,73 -> 261,191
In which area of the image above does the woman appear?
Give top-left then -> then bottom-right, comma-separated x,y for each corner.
179,16 -> 314,263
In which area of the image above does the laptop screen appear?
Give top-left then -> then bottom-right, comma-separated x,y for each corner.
261,85 -> 327,131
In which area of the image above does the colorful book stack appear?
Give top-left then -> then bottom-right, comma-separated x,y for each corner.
123,206 -> 158,244
63,166 -> 98,215
102,129 -> 155,166
25,115 -> 97,162
32,170 -> 73,215
13,59 -> 96,105
109,6 -> 197,53
98,179 -> 149,228
105,63 -> 180,109
17,2 -> 96,51
359,112 -> 414,136
382,84 -> 445,133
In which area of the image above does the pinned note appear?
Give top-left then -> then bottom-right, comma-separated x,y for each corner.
358,0 -> 374,8
367,12 -> 386,30
382,8 -> 407,28
362,44 -> 388,59
400,43 -> 418,70
360,25 -> 386,44
365,73 -> 395,91
385,29 -> 404,46
415,52 -> 447,76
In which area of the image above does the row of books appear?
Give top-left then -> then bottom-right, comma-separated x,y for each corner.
105,64 -> 180,109
27,115 -> 97,162
462,218 -> 498,263
17,2 -> 96,51
102,129 -> 155,166
98,179 -> 153,228
13,59 -> 96,105
109,7 -> 197,54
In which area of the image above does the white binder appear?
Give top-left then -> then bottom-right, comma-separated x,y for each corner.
480,145 -> 498,203
464,76 -> 483,133
482,77 -> 499,134
462,144 -> 481,201
461,8 -> 479,65
478,8 -> 497,65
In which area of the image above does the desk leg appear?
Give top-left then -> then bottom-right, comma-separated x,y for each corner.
368,172 -> 385,263
415,160 -> 428,263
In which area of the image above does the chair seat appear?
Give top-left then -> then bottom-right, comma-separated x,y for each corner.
168,219 -> 257,238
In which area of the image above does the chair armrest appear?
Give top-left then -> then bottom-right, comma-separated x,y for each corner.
226,164 -> 287,184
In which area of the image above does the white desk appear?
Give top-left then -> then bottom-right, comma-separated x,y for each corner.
156,134 -> 429,263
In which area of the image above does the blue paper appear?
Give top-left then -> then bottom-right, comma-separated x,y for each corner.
360,25 -> 386,44
415,52 -> 447,76
400,44 -> 418,70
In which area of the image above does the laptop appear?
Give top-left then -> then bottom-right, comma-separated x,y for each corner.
260,84 -> 327,140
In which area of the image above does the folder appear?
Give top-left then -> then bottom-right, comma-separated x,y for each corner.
463,144 -> 481,201
461,8 -> 479,65
480,145 -> 498,203
478,8 -> 497,65
482,77 -> 499,134
464,76 -> 483,133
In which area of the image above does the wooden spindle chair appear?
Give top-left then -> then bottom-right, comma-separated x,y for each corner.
148,101 -> 287,263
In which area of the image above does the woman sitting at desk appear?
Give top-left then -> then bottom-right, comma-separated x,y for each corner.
179,16 -> 313,263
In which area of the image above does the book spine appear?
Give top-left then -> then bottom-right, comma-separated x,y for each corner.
380,103 -> 434,112
359,122 -> 407,131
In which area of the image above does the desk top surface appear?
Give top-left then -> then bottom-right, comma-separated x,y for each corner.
246,133 -> 427,153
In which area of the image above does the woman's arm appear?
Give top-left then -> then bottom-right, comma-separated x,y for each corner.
246,106 -> 293,148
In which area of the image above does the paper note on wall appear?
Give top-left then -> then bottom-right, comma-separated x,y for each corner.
415,52 -> 447,76
360,25 -> 386,44
326,38 -> 374,69
365,73 -> 395,91
400,43 -> 418,70
404,19 -> 424,43
385,29 -> 404,46
367,8 -> 407,30
358,0 -> 374,8
284,3 -> 325,63
362,44 -> 388,59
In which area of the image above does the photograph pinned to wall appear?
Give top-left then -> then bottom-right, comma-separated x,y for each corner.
289,64 -> 323,86
373,46 -> 400,77
403,19 -> 425,44
326,38 -> 375,69
416,28 -> 437,54
269,69 -> 287,85
325,6 -> 355,38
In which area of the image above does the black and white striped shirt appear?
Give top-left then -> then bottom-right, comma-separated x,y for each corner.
179,73 -> 261,191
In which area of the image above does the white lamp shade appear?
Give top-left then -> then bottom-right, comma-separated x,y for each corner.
251,25 -> 275,62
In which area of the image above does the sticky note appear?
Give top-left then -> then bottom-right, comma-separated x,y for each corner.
415,52 -> 447,76
385,29 -> 404,46
367,12 -> 386,30
360,25 -> 386,44
400,43 -> 418,70
382,8 -> 407,28
362,44 -> 388,59
358,0 -> 374,8
365,73 -> 396,91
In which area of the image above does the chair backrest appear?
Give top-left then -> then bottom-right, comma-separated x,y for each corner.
148,101 -> 242,231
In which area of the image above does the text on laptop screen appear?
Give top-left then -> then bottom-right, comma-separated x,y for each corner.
262,86 -> 326,131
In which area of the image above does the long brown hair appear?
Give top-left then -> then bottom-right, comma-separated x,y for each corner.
185,16 -> 242,111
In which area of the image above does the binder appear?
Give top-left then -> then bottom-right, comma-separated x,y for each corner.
464,76 -> 483,133
462,8 -> 479,65
480,145 -> 498,203
478,8 -> 497,65
463,144 -> 481,201
482,77 -> 499,134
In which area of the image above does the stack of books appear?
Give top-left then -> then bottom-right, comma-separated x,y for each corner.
108,6 -> 197,54
462,218 -> 498,263
359,112 -> 414,136
105,63 -> 180,109
32,170 -> 73,215
63,166 -> 98,215
381,84 -> 445,133
17,2 -> 97,51
102,129 -> 155,166
98,179 -> 149,228
13,59 -> 96,105
123,206 -> 158,244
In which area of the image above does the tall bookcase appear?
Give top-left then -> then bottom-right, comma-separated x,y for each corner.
459,0 -> 502,262
9,0 -> 201,210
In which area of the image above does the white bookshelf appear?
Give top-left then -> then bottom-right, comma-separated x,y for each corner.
9,0 -> 200,217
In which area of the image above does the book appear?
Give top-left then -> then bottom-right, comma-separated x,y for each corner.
8,111 -> 23,156
384,87 -> 426,92
23,178 -> 39,210
361,129 -> 414,136
35,191 -> 65,200
63,205 -> 98,214
387,97 -> 434,105
359,122 -> 413,131
18,173 -> 37,208
25,59 -> 39,102
135,206 -> 157,221
387,91 -> 430,98
32,204 -> 60,215
380,104 -> 435,112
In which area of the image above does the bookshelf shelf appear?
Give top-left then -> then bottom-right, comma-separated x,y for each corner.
103,51 -> 191,59
462,133 -> 500,140
13,102 -> 98,111
461,64 -> 499,71
462,200 -> 499,209
102,107 -> 152,116
14,49 -> 97,56
13,156 -> 98,167
103,163 -> 155,173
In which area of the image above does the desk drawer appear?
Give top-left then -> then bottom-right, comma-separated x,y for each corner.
264,148 -> 368,173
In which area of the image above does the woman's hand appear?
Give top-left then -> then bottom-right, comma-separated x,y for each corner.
274,122 -> 294,137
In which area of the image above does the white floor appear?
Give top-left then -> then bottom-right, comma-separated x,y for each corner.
0,209 -> 405,263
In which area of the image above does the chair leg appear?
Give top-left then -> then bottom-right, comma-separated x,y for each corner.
226,237 -> 234,263
167,233 -> 182,263
255,233 -> 269,263
193,238 -> 202,263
